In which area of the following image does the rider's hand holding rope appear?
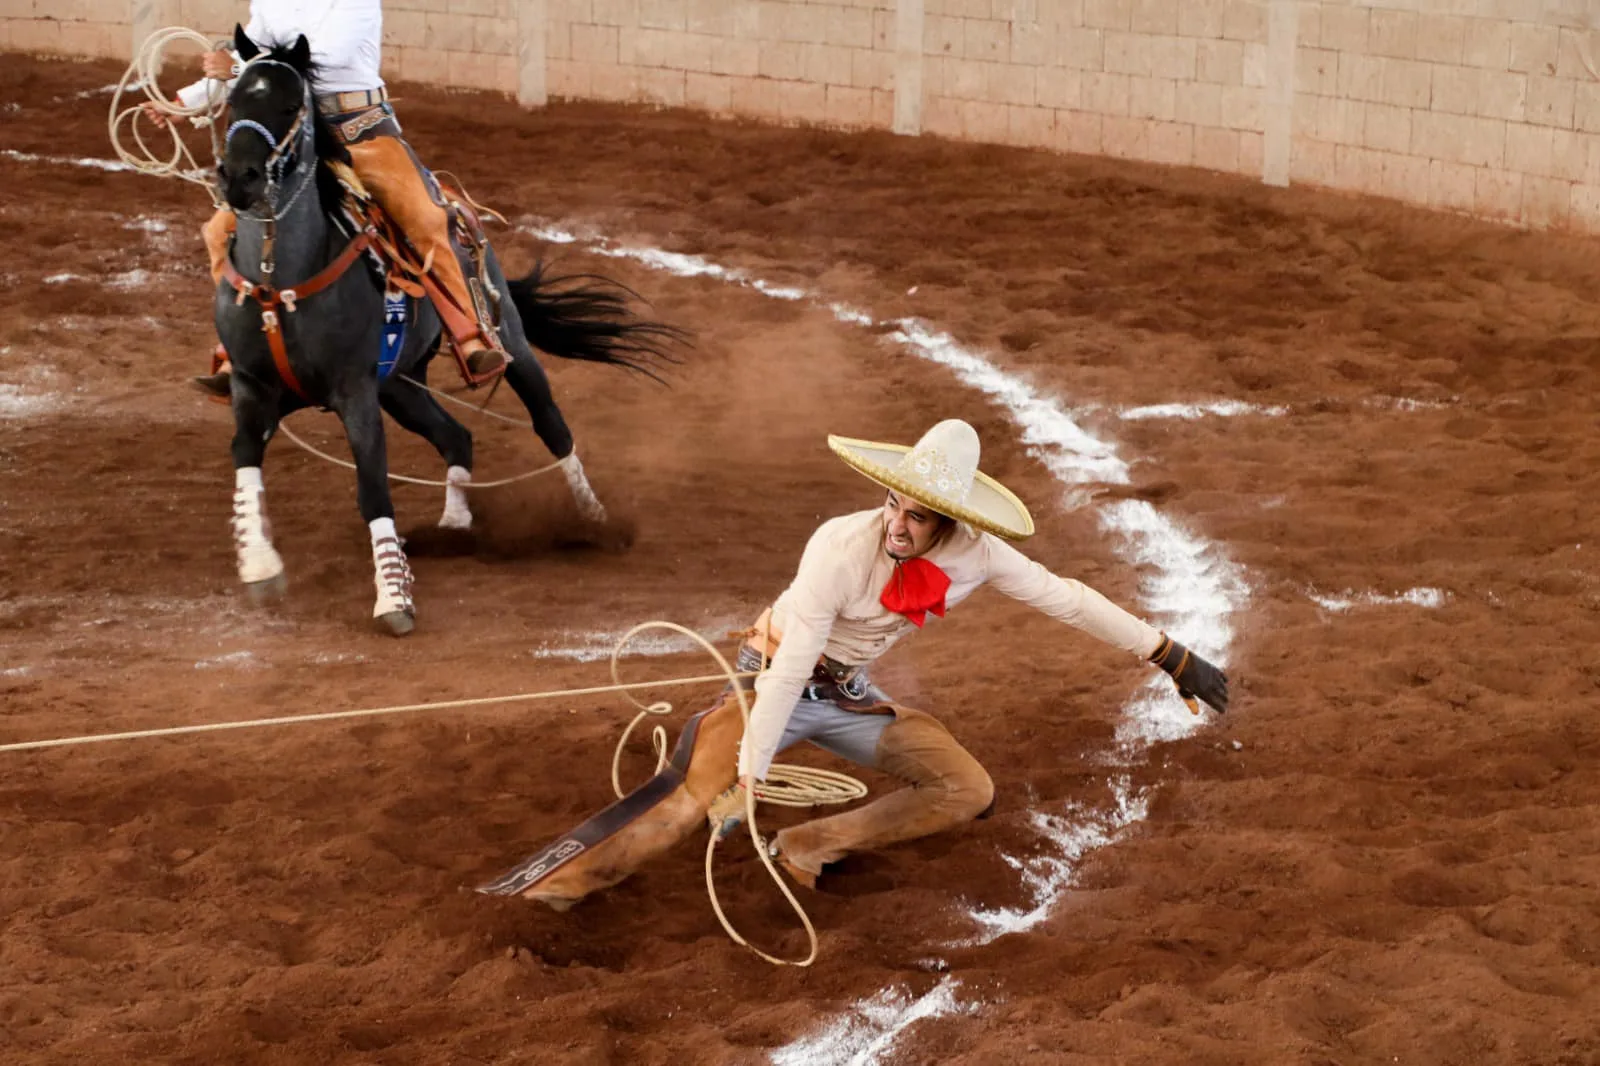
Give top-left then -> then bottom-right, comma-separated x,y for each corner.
608,621 -> 865,967
111,28 -> 235,194
707,781 -> 750,842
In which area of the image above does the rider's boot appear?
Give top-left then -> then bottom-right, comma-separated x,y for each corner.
459,336 -> 510,382
193,344 -> 232,401
194,211 -> 239,400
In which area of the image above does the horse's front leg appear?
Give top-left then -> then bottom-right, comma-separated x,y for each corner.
230,381 -> 288,603
339,390 -> 416,636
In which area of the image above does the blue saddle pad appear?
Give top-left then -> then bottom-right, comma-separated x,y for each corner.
378,291 -> 412,382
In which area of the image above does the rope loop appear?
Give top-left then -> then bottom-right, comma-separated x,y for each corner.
276,417 -> 564,489
274,375 -> 560,490
606,620 -> 867,967
109,27 -> 229,196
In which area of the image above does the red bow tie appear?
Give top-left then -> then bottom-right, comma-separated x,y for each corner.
880,557 -> 951,628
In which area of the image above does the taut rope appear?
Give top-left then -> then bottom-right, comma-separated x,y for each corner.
0,671 -> 746,754
0,620 -> 867,966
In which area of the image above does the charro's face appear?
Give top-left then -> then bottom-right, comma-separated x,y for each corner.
882,490 -> 946,560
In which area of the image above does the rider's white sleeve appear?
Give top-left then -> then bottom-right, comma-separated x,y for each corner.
175,75 -> 230,113
174,6 -> 263,113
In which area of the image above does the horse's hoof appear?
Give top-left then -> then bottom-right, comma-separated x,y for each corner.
244,572 -> 288,605
376,609 -> 415,637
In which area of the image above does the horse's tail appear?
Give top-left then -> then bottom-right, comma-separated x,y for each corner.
507,262 -> 690,384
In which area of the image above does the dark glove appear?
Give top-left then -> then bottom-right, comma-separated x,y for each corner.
1149,634 -> 1229,715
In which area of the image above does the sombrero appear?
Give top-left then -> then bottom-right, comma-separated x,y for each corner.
828,419 -> 1035,541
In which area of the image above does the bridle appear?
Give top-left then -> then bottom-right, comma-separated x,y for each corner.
222,58 -> 315,278
215,56 -> 376,404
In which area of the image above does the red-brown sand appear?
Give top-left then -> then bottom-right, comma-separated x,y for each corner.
1,54 -> 1598,1065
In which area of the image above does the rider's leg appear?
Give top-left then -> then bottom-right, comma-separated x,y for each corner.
194,209 -> 237,397
772,707 -> 995,884
203,208 -> 235,284
344,135 -> 509,382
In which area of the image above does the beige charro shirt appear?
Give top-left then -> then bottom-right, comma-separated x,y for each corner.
737,509 -> 1164,779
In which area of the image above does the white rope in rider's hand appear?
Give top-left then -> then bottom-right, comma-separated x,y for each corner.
108,26 -> 228,192
608,620 -> 868,968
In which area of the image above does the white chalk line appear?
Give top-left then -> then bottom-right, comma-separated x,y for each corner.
0,384 -> 63,419
1308,586 -> 1450,613
769,977 -> 975,1066
1,149 -> 139,173
962,778 -> 1149,943
1098,395 -> 1457,421
0,150 -> 1440,1060
530,618 -> 746,663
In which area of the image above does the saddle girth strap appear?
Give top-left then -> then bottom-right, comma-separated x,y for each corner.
221,228 -> 376,402
475,708 -> 713,896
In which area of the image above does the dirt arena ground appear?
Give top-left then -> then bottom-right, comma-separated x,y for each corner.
3,52 -> 1599,1065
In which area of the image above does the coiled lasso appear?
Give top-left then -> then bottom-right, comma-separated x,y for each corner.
607,620 -> 867,967
108,26 -> 231,197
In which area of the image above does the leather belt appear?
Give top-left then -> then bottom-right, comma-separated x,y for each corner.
316,87 -> 388,116
734,642 -> 892,712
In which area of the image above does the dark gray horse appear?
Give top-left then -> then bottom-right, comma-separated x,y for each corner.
215,33 -> 683,635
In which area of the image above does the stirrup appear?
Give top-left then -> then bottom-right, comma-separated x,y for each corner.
192,368 -> 232,404
454,338 -> 509,389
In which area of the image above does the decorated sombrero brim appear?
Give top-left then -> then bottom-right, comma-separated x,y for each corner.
828,434 -> 1035,541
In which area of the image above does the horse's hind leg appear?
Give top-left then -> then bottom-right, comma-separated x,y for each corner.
338,389 -> 416,636
229,381 -> 287,603
500,334 -> 608,524
379,380 -> 475,529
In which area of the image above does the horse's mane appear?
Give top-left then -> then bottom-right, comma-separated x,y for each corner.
254,41 -> 352,219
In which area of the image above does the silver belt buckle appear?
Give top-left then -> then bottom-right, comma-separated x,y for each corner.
838,672 -> 869,700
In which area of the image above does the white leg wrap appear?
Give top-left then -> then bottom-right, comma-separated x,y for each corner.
439,465 -> 472,530
369,517 -> 415,620
560,451 -> 607,523
232,467 -> 285,584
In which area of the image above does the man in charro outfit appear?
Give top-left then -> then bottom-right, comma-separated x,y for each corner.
490,418 -> 1230,907
147,0 -> 509,395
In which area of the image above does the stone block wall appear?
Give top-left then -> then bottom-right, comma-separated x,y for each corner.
1291,2 -> 1600,230
6,0 -> 1600,232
